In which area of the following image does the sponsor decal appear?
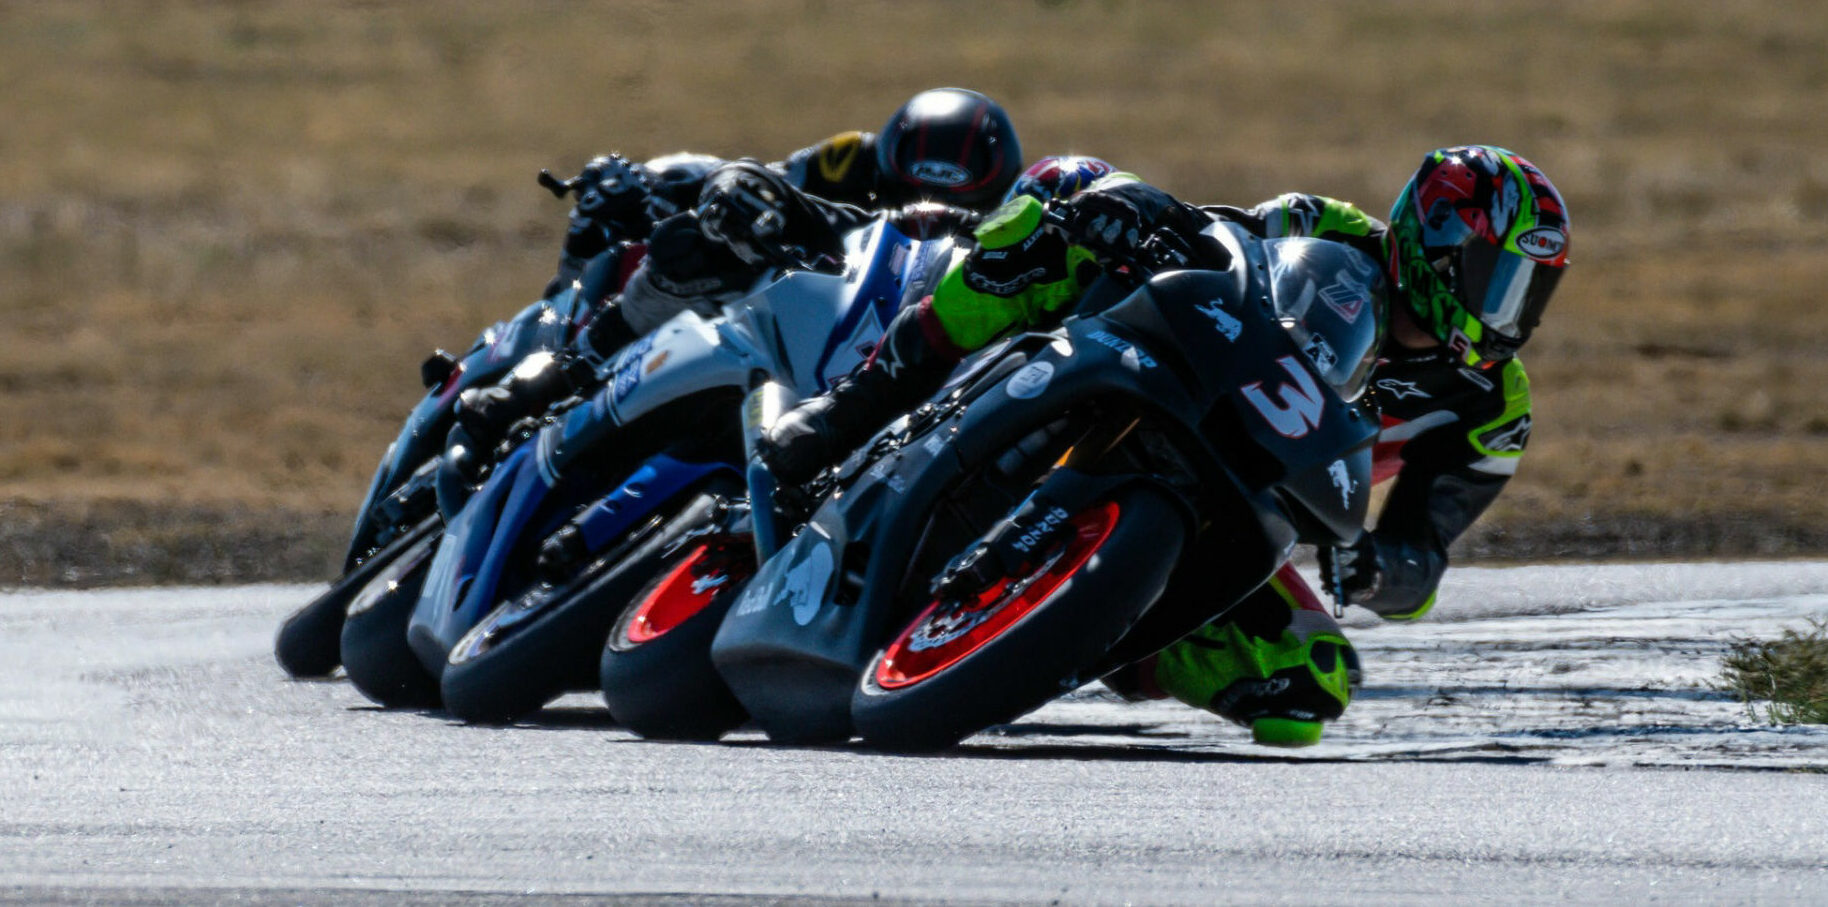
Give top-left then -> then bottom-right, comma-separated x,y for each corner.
1006,361 -> 1055,400
1086,330 -> 1158,369
1319,279 -> 1367,323
1457,367 -> 1495,392
1010,506 -> 1071,555
691,572 -> 730,596
1375,378 -> 1431,400
923,433 -> 947,456
610,336 -> 655,403
1242,355 -> 1327,438
908,160 -> 972,187
1196,297 -> 1244,341
965,265 -> 1049,296
643,349 -> 671,374
1514,227 -> 1566,261
784,544 -> 834,627
1327,459 -> 1356,509
1303,335 -> 1339,375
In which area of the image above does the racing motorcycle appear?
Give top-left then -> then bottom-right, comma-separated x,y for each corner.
271,264 -> 614,680
390,214 -> 957,724
272,165 -> 637,682
700,223 -> 1384,750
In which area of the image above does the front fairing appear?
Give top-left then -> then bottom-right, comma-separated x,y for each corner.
728,219 -> 949,397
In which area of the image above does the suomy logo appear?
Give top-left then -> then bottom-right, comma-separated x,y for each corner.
1514,227 -> 1566,261
908,160 -> 972,187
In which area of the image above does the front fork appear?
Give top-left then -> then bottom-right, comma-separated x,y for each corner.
741,381 -> 800,561
934,467 -> 1168,603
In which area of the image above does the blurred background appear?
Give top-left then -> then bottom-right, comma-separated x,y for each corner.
3,0 -> 1825,584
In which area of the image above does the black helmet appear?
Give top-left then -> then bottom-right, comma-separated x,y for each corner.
875,88 -> 1022,210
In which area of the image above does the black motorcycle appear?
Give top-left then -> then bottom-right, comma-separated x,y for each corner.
700,223 -> 1385,750
272,180 -> 623,682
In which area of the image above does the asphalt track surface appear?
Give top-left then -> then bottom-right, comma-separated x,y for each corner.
4,563 -> 1827,904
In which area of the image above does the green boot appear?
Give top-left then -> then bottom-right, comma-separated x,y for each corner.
1152,596 -> 1361,747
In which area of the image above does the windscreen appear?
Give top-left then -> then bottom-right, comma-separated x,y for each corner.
1263,238 -> 1386,402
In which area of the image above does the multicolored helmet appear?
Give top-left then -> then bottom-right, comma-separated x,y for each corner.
1002,155 -> 1116,204
875,88 -> 1023,210
1387,145 -> 1570,366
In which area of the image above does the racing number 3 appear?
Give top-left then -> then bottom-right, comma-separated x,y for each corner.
1242,355 -> 1325,438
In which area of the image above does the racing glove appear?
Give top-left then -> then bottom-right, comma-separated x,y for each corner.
563,153 -> 654,258
1058,179 -> 1202,271
454,352 -> 596,458
696,162 -> 800,267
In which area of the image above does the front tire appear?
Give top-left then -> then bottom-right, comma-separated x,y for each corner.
274,517 -> 439,678
439,492 -> 735,726
851,486 -> 1185,752
340,531 -> 442,709
598,535 -> 756,740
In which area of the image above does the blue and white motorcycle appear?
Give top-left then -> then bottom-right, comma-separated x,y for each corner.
373,215 -> 957,723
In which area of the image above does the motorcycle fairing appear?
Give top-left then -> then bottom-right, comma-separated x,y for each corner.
345,285 -> 591,568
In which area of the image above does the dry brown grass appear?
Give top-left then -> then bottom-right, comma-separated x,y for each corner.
4,0 -> 1827,583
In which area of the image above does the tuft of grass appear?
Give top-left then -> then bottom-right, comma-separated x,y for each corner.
1721,619 -> 1828,725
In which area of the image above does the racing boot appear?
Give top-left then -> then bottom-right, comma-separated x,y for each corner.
1145,564 -> 1361,747
759,302 -> 961,485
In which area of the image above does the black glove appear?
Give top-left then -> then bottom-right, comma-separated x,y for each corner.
696,163 -> 793,267
757,395 -> 847,487
1059,190 -> 1147,261
643,212 -> 756,299
563,154 -> 652,257
453,354 -> 586,451
1319,534 -> 1383,606
1058,181 -> 1204,272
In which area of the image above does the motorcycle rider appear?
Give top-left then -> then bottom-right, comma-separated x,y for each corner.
454,87 -> 1023,454
756,145 -> 1572,747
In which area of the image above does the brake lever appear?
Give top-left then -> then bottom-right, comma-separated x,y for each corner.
537,169 -> 576,199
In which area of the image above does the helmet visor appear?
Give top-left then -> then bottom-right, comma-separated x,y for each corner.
1455,240 -> 1564,340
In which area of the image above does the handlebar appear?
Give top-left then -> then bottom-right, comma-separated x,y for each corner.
1039,206 -> 1184,284
537,169 -> 582,200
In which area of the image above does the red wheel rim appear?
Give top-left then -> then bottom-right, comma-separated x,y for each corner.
873,501 -> 1121,690
625,544 -> 752,644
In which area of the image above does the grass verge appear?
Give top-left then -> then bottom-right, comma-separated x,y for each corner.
1722,619 -> 1828,726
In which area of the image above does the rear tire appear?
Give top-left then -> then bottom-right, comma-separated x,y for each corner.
341,533 -> 442,709
851,486 -> 1185,752
599,536 -> 755,741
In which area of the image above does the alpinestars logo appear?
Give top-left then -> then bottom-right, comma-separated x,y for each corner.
1082,213 -> 1141,251
1375,378 -> 1431,400
1480,415 -> 1532,452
